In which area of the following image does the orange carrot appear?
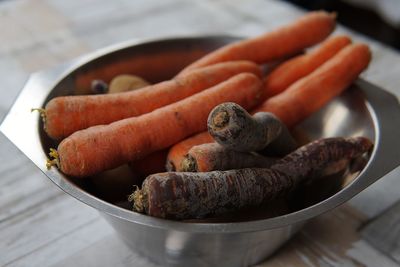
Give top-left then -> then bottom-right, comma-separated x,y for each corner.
167,43 -> 371,169
253,43 -> 371,127
165,132 -> 213,171
50,73 -> 264,177
42,61 -> 262,140
264,35 -> 352,97
179,11 -> 336,75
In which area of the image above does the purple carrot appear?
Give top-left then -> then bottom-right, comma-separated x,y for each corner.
208,102 -> 298,156
180,142 -> 277,172
131,136 -> 373,219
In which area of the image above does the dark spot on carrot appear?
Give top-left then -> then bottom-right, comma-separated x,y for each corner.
174,111 -> 182,121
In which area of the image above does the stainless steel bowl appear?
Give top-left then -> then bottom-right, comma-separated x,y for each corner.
2,36 -> 400,267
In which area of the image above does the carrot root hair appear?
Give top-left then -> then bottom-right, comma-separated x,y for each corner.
129,185 -> 145,213
46,148 -> 60,169
31,108 -> 47,127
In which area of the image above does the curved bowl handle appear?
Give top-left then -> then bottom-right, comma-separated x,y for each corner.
0,63 -> 72,174
351,79 -> 400,191
278,79 -> 400,229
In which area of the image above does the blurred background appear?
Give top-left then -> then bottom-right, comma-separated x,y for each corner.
285,0 -> 400,50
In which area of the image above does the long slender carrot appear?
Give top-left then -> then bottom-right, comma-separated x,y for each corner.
42,61 -> 262,140
180,143 -> 276,172
50,73 -> 264,177
131,137 -> 372,219
264,35 -> 352,98
179,11 -> 336,75
253,43 -> 371,127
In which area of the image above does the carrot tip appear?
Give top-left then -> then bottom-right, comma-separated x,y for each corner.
212,110 -> 230,129
46,148 -> 60,169
180,155 -> 197,172
129,185 -> 145,213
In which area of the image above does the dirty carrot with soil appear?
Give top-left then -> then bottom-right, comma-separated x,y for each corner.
50,73 -> 264,177
271,137 -> 373,180
253,43 -> 372,127
180,143 -> 276,172
179,11 -> 336,75
264,35 -> 351,97
131,136 -> 372,219
208,102 -> 298,155
41,61 -> 262,139
165,131 -> 214,171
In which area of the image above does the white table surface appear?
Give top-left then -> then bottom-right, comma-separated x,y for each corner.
1,0 -> 400,266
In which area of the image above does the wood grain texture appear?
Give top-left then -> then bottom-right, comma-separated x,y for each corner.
0,136 -> 61,223
258,205 -> 399,267
8,219 -> 115,267
1,0 -> 400,266
361,200 -> 400,263
0,194 -> 99,266
52,232 -> 157,267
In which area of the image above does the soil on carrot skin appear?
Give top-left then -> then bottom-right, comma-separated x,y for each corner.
183,198 -> 291,223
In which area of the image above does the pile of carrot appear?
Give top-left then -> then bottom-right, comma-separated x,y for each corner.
38,11 -> 374,220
